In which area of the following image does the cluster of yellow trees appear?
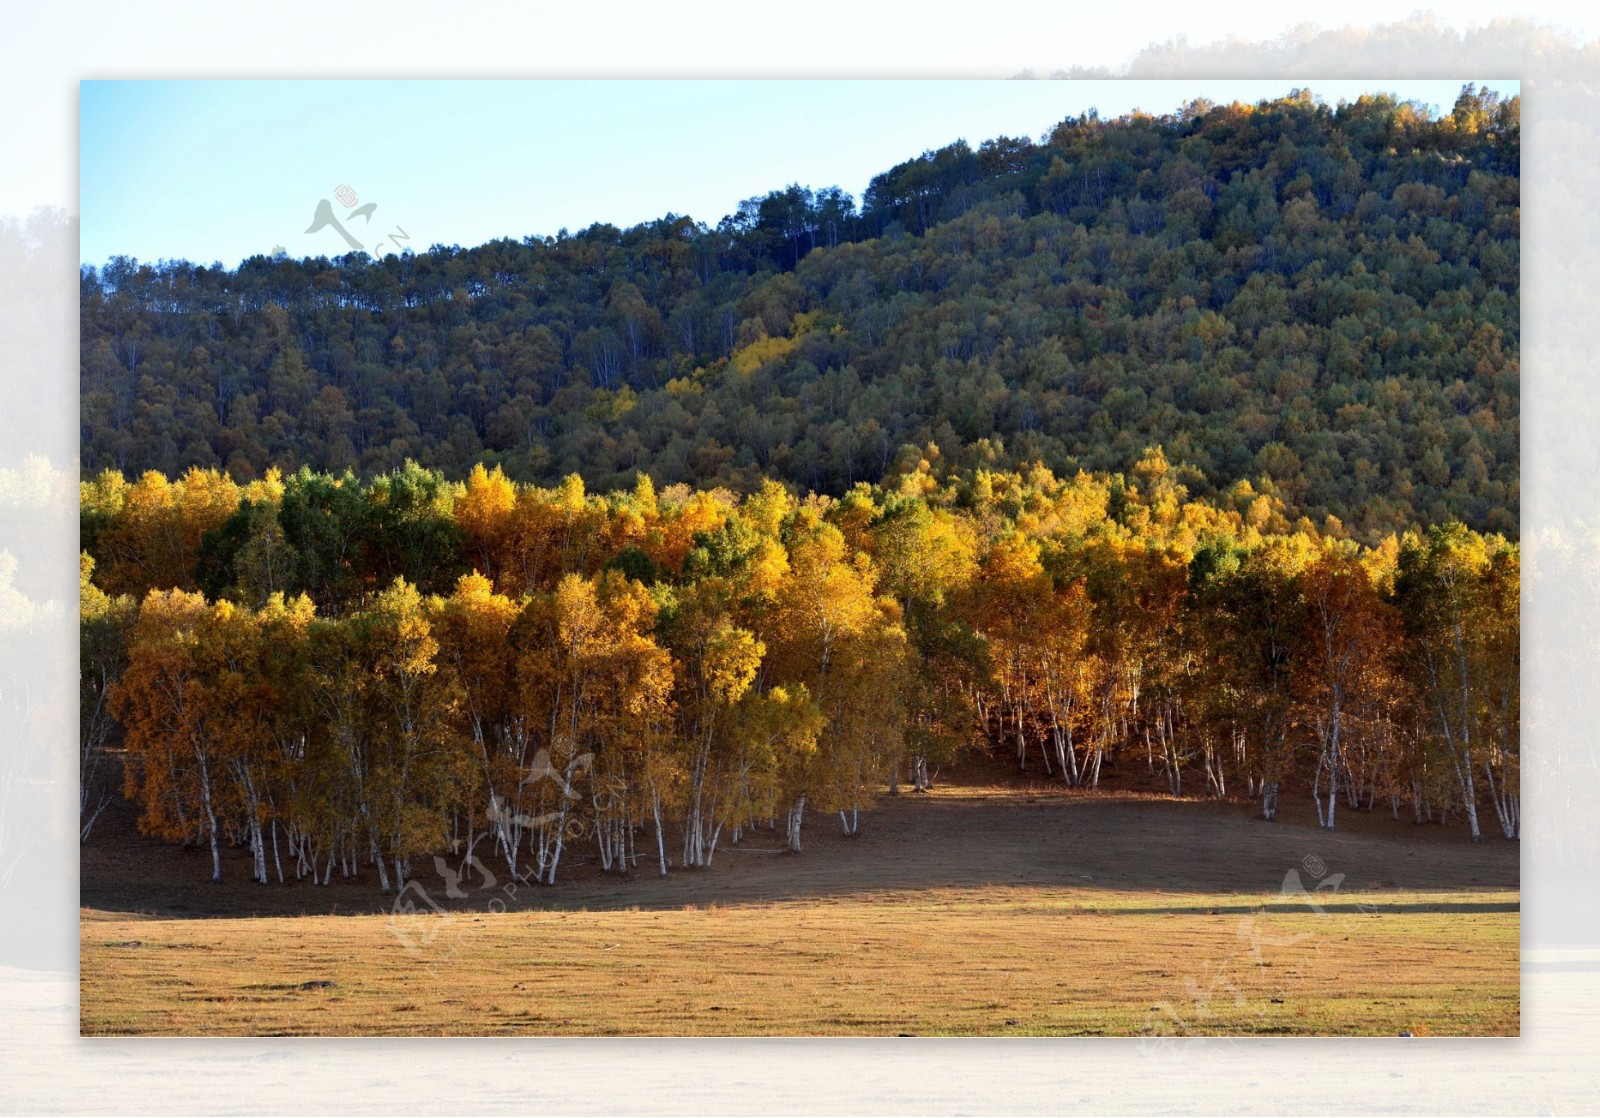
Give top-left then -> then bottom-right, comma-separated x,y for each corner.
80,449 -> 1519,889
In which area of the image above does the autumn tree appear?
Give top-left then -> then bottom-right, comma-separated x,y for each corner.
1295,544 -> 1406,829
79,553 -> 133,842
765,507 -> 906,843
871,494 -> 979,791
1395,524 -> 1520,840
110,589 -> 227,880
1188,535 -> 1310,819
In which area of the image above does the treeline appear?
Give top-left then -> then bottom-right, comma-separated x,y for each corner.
80,455 -> 1519,889
81,87 -> 1518,539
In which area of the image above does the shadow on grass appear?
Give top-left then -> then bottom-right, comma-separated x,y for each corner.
81,784 -> 1521,921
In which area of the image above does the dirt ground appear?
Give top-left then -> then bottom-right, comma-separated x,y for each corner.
81,753 -> 1518,918
80,755 -> 1519,1036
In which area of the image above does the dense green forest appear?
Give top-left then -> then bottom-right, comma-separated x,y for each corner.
80,86 -> 1519,542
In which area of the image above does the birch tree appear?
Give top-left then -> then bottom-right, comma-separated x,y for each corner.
1396,525 -> 1519,841
1296,545 -> 1404,829
110,589 -> 228,880
358,578 -> 470,891
432,571 -> 523,875
79,553 -> 132,842
869,496 -> 978,791
1188,536 -> 1308,820
766,509 -> 905,842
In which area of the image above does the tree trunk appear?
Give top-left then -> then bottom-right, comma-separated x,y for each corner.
653,793 -> 668,877
371,833 -> 391,893
786,793 -> 806,853
198,752 -> 222,884
251,816 -> 267,884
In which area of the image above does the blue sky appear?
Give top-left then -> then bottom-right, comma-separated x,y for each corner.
79,79 -> 1519,269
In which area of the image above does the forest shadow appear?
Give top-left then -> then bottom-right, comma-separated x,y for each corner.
81,776 -> 1520,921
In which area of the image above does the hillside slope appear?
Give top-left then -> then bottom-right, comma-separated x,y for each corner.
80,87 -> 1519,539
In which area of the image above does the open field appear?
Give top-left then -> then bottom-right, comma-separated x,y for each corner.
82,887 -> 1517,1037
81,767 -> 1519,1036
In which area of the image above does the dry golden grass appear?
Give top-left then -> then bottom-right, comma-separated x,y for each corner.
80,775 -> 1519,1036
81,884 -> 1517,1036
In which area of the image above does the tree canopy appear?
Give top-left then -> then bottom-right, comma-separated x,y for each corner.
84,458 -> 1519,889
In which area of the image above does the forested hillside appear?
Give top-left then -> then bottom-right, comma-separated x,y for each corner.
80,86 -> 1519,541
